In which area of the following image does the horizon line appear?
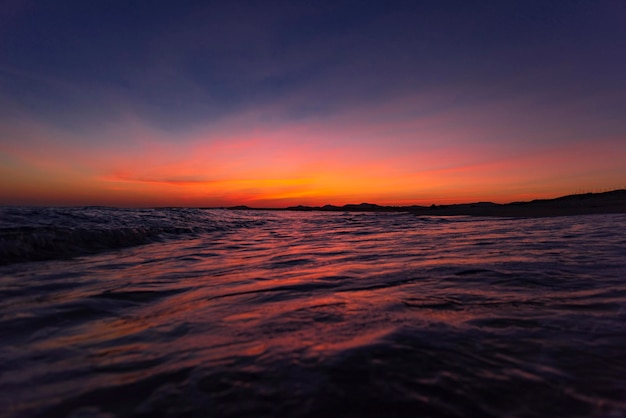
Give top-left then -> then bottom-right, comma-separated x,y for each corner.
2,189 -> 625,211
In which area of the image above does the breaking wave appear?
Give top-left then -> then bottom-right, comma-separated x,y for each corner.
0,207 -> 268,265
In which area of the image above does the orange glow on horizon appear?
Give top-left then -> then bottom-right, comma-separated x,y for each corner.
1,96 -> 625,208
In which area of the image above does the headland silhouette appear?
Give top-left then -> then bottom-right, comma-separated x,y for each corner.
228,190 -> 626,217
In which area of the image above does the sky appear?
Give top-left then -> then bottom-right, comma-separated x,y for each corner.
1,0 -> 625,207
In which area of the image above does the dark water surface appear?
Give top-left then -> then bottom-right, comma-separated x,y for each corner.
1,209 -> 626,417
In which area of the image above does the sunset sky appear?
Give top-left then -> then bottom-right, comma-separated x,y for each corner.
1,1 -> 625,207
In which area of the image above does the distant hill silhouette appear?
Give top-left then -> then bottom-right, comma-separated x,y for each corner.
228,190 -> 626,217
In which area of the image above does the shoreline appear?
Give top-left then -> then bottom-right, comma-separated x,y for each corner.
228,190 -> 626,218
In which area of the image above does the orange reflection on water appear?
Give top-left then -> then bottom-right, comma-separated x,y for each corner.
29,211 -> 552,375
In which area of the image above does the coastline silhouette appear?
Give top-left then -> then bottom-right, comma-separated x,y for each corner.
226,189 -> 626,217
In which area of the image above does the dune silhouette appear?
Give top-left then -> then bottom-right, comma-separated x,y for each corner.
228,190 -> 626,217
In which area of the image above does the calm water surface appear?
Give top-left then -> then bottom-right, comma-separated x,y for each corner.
1,209 -> 625,417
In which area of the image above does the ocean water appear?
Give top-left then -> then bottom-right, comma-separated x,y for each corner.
1,207 -> 626,418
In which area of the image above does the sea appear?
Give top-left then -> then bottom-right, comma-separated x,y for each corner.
1,207 -> 625,418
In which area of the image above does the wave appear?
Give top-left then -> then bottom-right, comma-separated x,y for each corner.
0,206 -> 268,265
